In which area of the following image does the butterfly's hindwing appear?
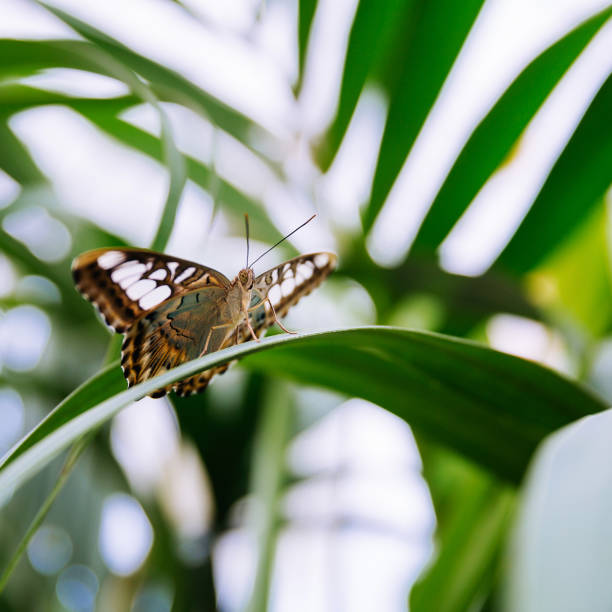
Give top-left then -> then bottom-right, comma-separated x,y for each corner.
72,248 -> 230,332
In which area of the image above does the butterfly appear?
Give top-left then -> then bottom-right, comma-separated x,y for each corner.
72,218 -> 336,398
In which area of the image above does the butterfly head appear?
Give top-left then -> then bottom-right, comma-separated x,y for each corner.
238,268 -> 254,290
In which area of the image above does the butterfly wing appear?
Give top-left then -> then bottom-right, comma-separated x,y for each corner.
159,252 -> 338,398
74,248 -> 336,399
120,287 -> 239,398
248,251 -> 337,331
72,247 -> 231,332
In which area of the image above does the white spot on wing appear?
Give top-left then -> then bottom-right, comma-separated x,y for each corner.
268,285 -> 282,305
111,261 -> 146,283
281,278 -> 295,296
175,266 -> 195,284
118,273 -> 143,289
167,262 -> 179,276
139,285 -> 172,309
98,251 -> 125,269
148,269 -> 167,281
314,254 -> 329,268
126,279 -> 157,300
297,262 -> 314,279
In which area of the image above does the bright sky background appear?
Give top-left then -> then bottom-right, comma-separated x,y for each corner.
1,0 -> 611,610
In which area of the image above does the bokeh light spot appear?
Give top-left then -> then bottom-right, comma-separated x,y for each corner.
27,524 -> 73,575
98,493 -> 153,576
56,565 -> 99,612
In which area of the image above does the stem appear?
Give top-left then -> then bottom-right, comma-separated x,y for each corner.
0,431 -> 94,593
244,382 -> 292,612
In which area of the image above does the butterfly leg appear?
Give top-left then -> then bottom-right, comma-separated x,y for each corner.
244,312 -> 259,342
266,297 -> 296,334
199,322 -> 234,357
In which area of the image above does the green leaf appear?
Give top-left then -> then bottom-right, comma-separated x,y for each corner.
295,0 -> 318,95
363,0 -> 486,233
0,327 -> 604,502
0,118 -> 46,184
496,71 -> 612,274
149,105 -> 187,252
0,36 -> 271,150
0,83 -> 282,244
314,0 -> 412,170
36,3 -> 278,146
411,5 -> 612,253
410,450 -> 514,611
506,408 -> 612,612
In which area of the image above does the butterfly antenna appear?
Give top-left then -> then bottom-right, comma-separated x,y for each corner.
245,213 -> 250,268
249,214 -> 317,269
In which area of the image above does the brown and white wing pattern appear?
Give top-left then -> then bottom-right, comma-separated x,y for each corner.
72,247 -> 230,333
162,252 -> 338,398
250,252 -> 337,329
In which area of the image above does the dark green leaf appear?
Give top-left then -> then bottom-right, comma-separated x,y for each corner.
496,71 -> 612,274
411,449 -> 514,612
296,0 -> 318,94
0,119 -> 46,184
1,327 -> 604,500
411,5 -> 612,252
314,0 -> 411,170
363,0 -> 486,232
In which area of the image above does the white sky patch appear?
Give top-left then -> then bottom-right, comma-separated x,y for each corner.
20,69 -> 130,98
487,314 -> 573,375
0,388 -> 25,456
157,441 -> 214,540
0,170 -> 21,209
110,398 -> 179,497
213,529 -> 256,612
320,86 -> 387,232
98,493 -> 154,576
297,0 -> 359,136
0,0 -> 77,38
9,105 -> 165,246
0,306 -> 51,371
3,205 -> 71,262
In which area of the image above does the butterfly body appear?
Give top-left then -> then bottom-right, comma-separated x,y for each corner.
72,246 -> 336,397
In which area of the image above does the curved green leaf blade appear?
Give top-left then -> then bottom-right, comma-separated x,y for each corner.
0,83 -> 282,244
296,0 -> 318,95
363,0 -> 485,232
411,5 -> 612,253
496,71 -> 612,274
36,3 -> 277,146
411,450 -> 514,612
506,408 -> 612,612
0,119 -> 46,184
0,327 -> 604,503
0,36 -> 272,149
149,106 -> 187,252
315,0 -> 412,170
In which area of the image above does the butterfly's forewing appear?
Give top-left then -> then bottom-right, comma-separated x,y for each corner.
168,252 -> 338,397
250,251 -> 337,327
72,248 -> 230,332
